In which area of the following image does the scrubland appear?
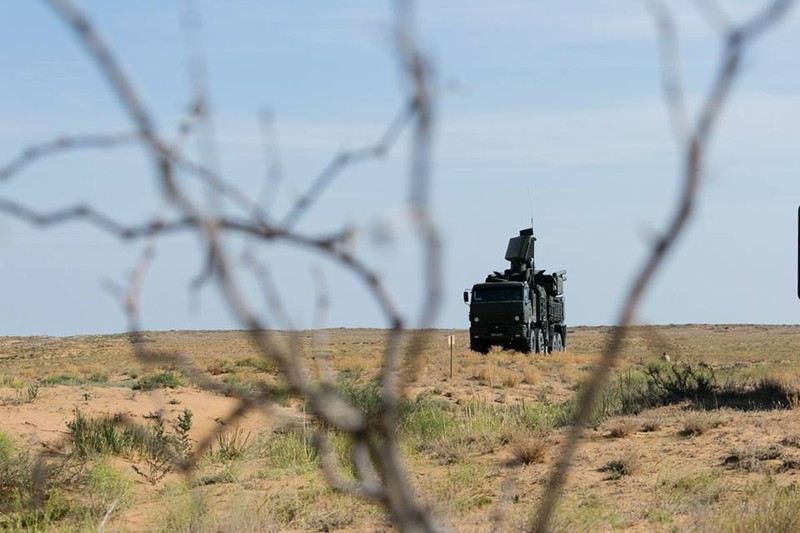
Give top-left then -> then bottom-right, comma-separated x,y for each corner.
2,325 -> 800,531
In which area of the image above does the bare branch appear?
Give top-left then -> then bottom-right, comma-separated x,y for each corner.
26,2 -> 443,531
256,107 -> 285,215
281,100 -> 415,229
647,0 -> 690,144
173,99 -> 206,148
311,265 -> 335,384
0,129 -> 272,226
0,133 -> 138,182
314,431 -> 386,500
532,2 -> 797,531
692,0 -> 733,32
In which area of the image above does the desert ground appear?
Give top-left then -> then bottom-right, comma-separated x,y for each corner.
2,325 -> 800,532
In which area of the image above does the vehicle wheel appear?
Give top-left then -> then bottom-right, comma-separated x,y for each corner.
471,342 -> 489,354
517,333 -> 533,354
534,328 -> 546,354
552,331 -> 564,352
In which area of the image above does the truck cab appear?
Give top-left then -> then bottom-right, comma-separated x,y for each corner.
465,281 -> 536,353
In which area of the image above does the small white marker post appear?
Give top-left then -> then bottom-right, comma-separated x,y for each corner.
448,335 -> 455,379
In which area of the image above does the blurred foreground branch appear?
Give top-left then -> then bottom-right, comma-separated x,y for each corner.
533,1 -> 797,531
0,0 -> 445,531
1,1 -> 794,532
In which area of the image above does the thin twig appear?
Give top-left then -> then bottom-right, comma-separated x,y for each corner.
281,100 -> 415,229
0,133 -> 138,181
532,2 -> 797,531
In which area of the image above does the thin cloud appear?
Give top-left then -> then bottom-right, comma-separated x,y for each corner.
437,101 -> 673,167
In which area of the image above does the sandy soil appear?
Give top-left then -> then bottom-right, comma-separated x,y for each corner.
1,325 -> 800,531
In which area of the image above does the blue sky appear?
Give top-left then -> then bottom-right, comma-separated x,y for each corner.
0,1 -> 798,336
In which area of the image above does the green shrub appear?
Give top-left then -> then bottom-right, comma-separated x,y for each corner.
67,409 -> 144,458
234,356 -> 274,372
41,373 -> 84,386
67,408 -> 194,469
515,399 -> 575,431
0,432 -> 74,530
159,482 -> 210,532
400,397 -> 459,442
85,458 -> 131,518
207,358 -> 236,375
263,382 -> 294,405
134,371 -> 182,391
337,379 -> 383,419
259,431 -> 318,476
211,427 -> 252,462
0,432 -> 31,507
431,463 -> 493,512
645,362 -> 718,406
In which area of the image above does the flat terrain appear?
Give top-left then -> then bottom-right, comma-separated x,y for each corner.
2,325 -> 800,531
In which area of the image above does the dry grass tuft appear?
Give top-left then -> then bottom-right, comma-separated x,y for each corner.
781,434 -> 800,448
679,412 -> 722,437
507,431 -> 550,466
206,358 -> 235,375
470,363 -> 522,388
472,364 -> 495,387
498,368 -> 522,389
521,365 -> 541,385
640,415 -> 663,433
599,453 -> 640,480
788,391 -> 800,410
709,480 -> 800,532
607,419 -> 636,438
723,445 -> 782,473
422,433 -> 496,465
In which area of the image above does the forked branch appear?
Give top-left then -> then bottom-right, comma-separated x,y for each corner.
532,1 -> 797,531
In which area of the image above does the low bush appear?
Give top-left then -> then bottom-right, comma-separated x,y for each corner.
337,378 -> 382,419
400,397 -> 459,442
645,362 -> 717,406
258,431 -> 318,476
599,453 -> 640,480
607,419 -> 635,438
133,371 -> 182,390
41,373 -> 83,387
234,356 -> 274,372
515,399 -> 575,431
723,445 -> 782,472
211,427 -> 252,462
84,458 -> 132,518
507,431 -> 550,465
0,431 -> 32,506
67,408 -> 194,483
67,409 -> 145,458
679,412 -> 723,437
206,358 -> 236,375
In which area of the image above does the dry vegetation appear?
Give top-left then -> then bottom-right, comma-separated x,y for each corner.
2,324 -> 800,531
1,0 -> 795,530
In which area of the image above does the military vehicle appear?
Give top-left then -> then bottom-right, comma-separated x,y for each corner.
463,228 -> 566,354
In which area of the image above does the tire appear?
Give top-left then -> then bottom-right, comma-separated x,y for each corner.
534,328 -> 546,354
471,341 -> 489,354
552,331 -> 564,352
517,331 -> 534,354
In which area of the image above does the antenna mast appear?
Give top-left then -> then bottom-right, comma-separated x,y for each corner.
527,187 -> 535,229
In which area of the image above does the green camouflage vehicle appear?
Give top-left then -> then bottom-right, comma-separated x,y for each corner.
463,228 -> 566,354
